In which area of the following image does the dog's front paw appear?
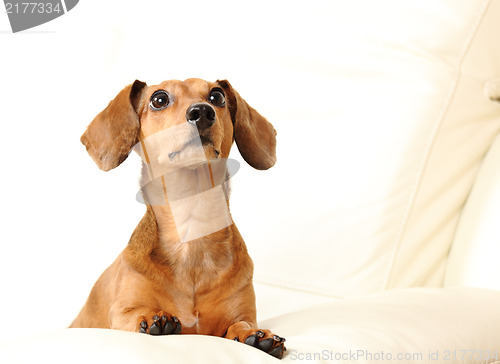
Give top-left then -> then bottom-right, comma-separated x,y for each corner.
138,311 -> 182,335
233,329 -> 286,359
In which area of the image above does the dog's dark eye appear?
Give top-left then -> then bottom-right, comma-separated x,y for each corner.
208,88 -> 225,107
150,90 -> 170,110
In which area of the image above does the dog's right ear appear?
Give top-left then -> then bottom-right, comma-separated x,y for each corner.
81,80 -> 147,171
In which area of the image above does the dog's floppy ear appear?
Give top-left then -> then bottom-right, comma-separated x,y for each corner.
217,80 -> 276,170
81,80 -> 147,171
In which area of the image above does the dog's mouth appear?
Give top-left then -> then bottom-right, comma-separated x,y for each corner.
168,136 -> 220,162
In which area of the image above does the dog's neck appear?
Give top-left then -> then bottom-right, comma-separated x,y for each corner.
141,161 -> 234,277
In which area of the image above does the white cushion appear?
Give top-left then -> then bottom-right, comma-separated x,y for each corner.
231,0 -> 500,296
2,287 -> 498,363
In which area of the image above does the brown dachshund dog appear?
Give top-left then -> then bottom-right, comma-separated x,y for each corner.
71,78 -> 286,359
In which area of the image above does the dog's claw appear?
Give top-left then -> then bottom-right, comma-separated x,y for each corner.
273,334 -> 285,342
139,320 -> 148,334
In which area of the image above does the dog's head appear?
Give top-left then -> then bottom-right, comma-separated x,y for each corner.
81,78 -> 277,172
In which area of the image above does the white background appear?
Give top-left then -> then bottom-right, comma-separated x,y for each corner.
0,0 -> 340,343
2,0 -> 500,347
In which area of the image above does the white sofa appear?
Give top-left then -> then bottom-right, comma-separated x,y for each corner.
1,0 -> 500,363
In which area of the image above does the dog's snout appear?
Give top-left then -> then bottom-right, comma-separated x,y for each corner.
186,103 -> 216,130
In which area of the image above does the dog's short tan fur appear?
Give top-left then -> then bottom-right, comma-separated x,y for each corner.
71,79 -> 285,358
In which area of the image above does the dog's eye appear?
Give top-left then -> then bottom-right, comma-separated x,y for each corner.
208,88 -> 225,107
150,90 -> 170,110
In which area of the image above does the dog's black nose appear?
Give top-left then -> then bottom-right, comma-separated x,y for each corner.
186,103 -> 216,130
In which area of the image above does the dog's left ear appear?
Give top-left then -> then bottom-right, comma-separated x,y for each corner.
217,80 -> 276,170
81,80 -> 147,171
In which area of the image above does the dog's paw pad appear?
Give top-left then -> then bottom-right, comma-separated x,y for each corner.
269,344 -> 285,359
148,316 -> 162,335
244,333 -> 259,346
240,330 -> 286,359
138,312 -> 182,335
162,315 -> 174,335
257,337 -> 274,351
172,316 -> 182,334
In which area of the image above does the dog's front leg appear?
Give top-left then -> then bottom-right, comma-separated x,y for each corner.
109,304 -> 182,335
225,321 -> 286,359
107,270 -> 182,336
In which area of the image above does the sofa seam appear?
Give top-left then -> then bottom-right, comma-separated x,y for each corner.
254,275 -> 350,298
381,0 -> 492,291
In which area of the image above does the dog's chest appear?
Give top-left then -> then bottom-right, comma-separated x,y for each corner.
174,242 -> 219,277
170,240 -> 232,280
165,241 -> 234,333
